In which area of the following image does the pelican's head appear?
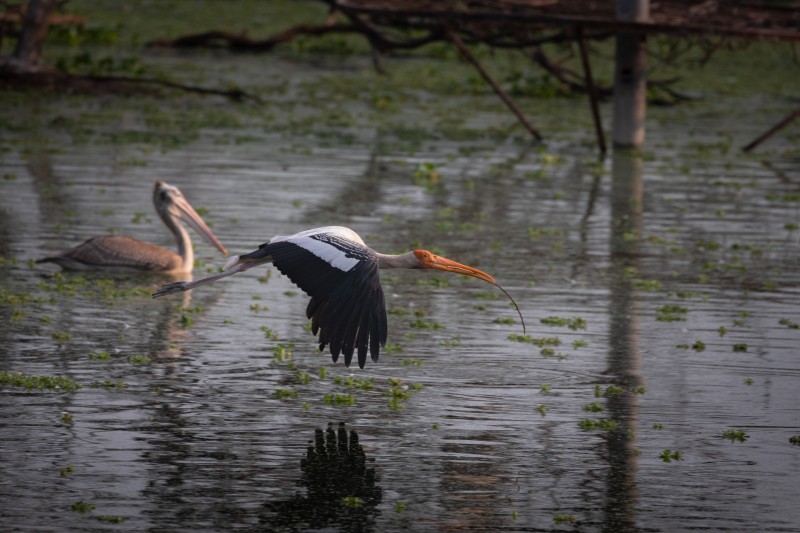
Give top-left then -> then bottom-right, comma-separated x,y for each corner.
153,180 -> 228,256
412,249 -> 495,284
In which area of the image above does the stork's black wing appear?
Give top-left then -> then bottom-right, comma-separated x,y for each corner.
240,233 -> 388,368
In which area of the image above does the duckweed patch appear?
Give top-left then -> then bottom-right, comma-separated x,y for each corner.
275,388 -> 299,400
71,501 -> 96,514
0,371 -> 81,392
540,316 -> 587,330
660,449 -> 684,462
722,429 -> 749,443
656,304 -> 688,322
323,393 -> 356,406
578,418 -> 618,431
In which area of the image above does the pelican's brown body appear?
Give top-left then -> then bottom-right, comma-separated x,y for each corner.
37,181 -> 227,274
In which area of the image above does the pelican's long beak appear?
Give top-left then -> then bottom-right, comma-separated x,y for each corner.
418,252 -> 496,284
174,196 -> 228,256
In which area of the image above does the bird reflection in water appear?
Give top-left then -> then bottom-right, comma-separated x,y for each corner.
259,422 -> 382,532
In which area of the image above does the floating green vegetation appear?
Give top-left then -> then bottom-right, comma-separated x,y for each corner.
402,358 -> 424,367
527,226 -> 567,241
656,304 -> 688,322
578,418 -> 618,432
718,326 -> 728,336
60,464 -> 74,477
259,327 -> 279,340
540,316 -> 587,331
0,371 -> 81,392
508,334 -> 562,347
475,290 -> 499,300
604,385 -> 625,398
732,343 -> 748,353
553,514 -> 576,525
88,351 -> 112,362
334,376 -> 374,391
789,435 -> 800,446
178,304 -> 204,328
71,501 -> 96,514
272,343 -> 294,362
689,340 -> 706,352
653,423 -> 664,430
323,393 -> 356,406
295,371 -> 313,385
341,496 -> 364,508
722,429 -> 749,443
51,331 -> 72,342
415,276 -> 451,288
274,388 -> 298,400
62,412 -> 74,425
440,336 -> 461,348
384,342 -> 404,354
539,384 -> 551,394
127,354 -> 151,365
779,318 -> 799,329
493,317 -> 516,326
572,339 -> 588,349
413,162 -> 441,189
583,402 -> 604,413
410,318 -> 443,330
536,404 -> 547,416
387,378 -> 422,411
394,501 -> 406,513
744,378 -> 754,385
632,277 -> 663,292
660,449 -> 684,463
91,380 -> 127,391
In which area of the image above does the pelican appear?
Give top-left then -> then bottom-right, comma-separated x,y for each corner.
153,226 -> 524,368
37,180 -> 227,273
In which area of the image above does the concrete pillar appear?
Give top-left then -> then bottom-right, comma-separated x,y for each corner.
612,0 -> 649,148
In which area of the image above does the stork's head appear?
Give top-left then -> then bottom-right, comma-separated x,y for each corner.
412,249 -> 495,284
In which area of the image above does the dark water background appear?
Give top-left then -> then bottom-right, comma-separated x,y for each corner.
1,30 -> 799,532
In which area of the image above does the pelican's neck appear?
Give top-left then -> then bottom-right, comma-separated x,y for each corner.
162,211 -> 193,271
376,251 -> 419,270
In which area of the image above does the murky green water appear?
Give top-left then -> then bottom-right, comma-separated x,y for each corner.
1,21 -> 800,532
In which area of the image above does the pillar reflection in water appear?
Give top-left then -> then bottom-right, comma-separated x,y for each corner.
604,150 -> 645,532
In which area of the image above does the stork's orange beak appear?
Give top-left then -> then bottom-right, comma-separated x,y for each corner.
414,249 -> 526,333
414,250 -> 495,284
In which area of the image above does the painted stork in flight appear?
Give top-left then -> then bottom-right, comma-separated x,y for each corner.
152,226 -> 524,368
37,180 -> 227,273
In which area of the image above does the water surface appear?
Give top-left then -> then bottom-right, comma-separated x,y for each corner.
1,49 -> 799,532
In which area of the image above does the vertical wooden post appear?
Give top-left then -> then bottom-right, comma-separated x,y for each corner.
612,0 -> 649,148
11,0 -> 56,68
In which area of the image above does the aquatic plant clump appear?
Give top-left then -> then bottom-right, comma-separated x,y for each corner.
0,371 -> 81,392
